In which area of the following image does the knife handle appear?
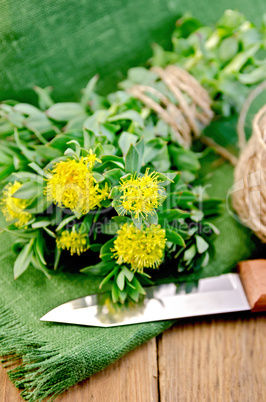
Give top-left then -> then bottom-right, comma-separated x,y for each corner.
238,259 -> 266,312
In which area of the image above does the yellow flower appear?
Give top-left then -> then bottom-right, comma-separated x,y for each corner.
117,170 -> 165,219
86,149 -> 102,169
56,230 -> 89,256
112,223 -> 166,272
1,181 -> 32,227
45,155 -> 109,214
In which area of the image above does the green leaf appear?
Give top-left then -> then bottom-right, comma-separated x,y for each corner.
132,214 -> 142,229
14,238 -> 34,279
103,168 -> 124,186
81,260 -> 115,275
156,172 -> 178,186
100,238 -> 115,258
122,266 -> 134,282
127,286 -> 140,303
35,145 -> 61,159
116,270 -> 125,291
118,131 -> 138,155
101,155 -> 124,164
54,247 -> 61,270
239,66 -> 266,84
165,228 -> 186,246
111,283 -> 120,303
67,140 -> 81,158
12,181 -> 43,200
158,209 -> 190,222
56,215 -> 76,232
118,289 -> 128,303
13,103 -> 42,116
35,234 -> 47,265
31,220 -> 50,229
152,143 -> 171,172
94,143 -> 104,158
144,212 -> 158,225
99,267 -> 118,289
195,235 -> 209,254
135,137 -> 144,166
25,193 -> 52,214
46,103 -> 84,121
183,245 -> 197,264
24,114 -> 52,136
190,210 -> 204,222
169,145 -> 201,172
0,165 -> 15,181
34,86 -> 54,110
219,37 -> 239,62
43,227 -> 56,238
108,110 -> 144,128
83,129 -> 95,150
223,43 -> 260,74
100,123 -> 119,142
92,172 -> 105,182
100,253 -> 113,262
143,138 -> 164,164
131,277 -> 146,295
203,222 -> 220,235
90,243 -> 102,252
125,144 -> 140,174
81,74 -> 99,108
29,162 -> 47,177
202,252 -> 210,267
14,129 -> 35,160
110,186 -> 121,200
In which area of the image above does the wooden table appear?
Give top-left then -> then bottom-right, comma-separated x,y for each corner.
1,312 -> 265,402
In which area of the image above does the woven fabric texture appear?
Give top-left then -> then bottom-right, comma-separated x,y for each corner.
0,0 -> 264,102
0,0 -> 265,400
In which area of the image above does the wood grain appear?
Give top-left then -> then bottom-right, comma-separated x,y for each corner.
0,362 -> 23,402
1,314 -> 266,402
0,338 -> 158,402
158,313 -> 266,402
56,337 -> 158,402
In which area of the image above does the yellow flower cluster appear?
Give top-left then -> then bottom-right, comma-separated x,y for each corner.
56,230 -> 89,256
86,149 -> 102,169
118,170 -> 165,219
1,181 -> 32,227
112,223 -> 166,272
45,155 -> 109,214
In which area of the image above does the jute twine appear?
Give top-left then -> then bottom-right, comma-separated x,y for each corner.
232,81 -> 266,241
129,65 -> 213,148
128,65 -> 238,165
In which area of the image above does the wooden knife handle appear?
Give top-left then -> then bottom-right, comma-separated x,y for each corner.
238,259 -> 266,312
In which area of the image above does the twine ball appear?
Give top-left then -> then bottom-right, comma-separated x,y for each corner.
128,65 -> 214,148
233,105 -> 266,242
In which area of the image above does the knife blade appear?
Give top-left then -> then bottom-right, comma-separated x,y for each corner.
40,260 -> 266,327
41,273 -> 251,327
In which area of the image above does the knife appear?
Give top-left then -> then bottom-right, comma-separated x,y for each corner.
40,260 -> 266,327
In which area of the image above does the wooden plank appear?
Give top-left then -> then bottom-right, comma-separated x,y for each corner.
158,313 -> 266,402
56,337 -> 158,402
0,338 -> 158,402
0,362 -> 23,402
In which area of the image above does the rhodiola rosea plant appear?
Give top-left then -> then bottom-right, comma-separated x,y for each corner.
0,134 -> 221,305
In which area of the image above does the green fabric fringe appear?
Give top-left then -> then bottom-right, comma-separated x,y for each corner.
0,302 -> 68,401
0,300 -> 173,401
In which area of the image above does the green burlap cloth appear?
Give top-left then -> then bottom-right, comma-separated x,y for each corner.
0,0 -> 265,400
